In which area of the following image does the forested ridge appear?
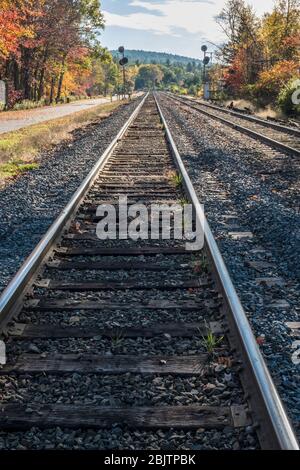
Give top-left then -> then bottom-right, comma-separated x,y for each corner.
111,50 -> 202,66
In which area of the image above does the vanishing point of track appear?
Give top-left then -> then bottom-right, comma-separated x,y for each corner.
0,93 -> 298,450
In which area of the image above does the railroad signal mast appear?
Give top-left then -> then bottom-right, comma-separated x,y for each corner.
118,46 -> 128,100
201,45 -> 211,100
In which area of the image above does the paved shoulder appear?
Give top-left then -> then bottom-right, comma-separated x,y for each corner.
0,97 -> 117,134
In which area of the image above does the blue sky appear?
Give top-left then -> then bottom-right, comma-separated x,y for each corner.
101,0 -> 275,58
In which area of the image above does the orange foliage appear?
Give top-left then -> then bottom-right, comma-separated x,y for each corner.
283,32 -> 300,52
62,48 -> 92,97
223,49 -> 247,93
255,60 -> 299,96
0,0 -> 105,106
0,1 -> 33,58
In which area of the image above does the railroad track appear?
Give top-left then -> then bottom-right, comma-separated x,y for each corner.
0,93 -> 298,450
166,93 -> 300,157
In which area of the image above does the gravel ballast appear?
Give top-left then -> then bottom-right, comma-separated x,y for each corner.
157,92 -> 300,440
0,427 -> 257,450
0,95 -> 260,450
0,97 -> 143,293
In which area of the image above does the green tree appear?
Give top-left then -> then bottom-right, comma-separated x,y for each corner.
135,64 -> 163,89
260,0 -> 300,62
216,0 -> 261,85
101,60 -> 120,96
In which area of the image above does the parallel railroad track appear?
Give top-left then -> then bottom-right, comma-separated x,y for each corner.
0,93 -> 298,450
166,93 -> 300,157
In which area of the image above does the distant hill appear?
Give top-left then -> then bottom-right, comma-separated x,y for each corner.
111,49 -> 202,66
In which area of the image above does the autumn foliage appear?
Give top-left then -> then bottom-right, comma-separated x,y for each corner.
255,60 -> 299,98
217,0 -> 300,113
0,0 -> 119,107
0,1 -> 34,59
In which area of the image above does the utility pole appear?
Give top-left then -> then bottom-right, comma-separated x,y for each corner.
118,46 -> 128,100
201,44 -> 211,100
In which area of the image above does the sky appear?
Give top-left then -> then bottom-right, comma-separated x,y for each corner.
100,0 -> 275,58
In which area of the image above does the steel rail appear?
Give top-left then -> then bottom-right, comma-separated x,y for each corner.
177,94 -> 300,137
0,93 -> 148,329
0,91 -> 298,449
154,93 -> 299,450
167,93 -> 300,157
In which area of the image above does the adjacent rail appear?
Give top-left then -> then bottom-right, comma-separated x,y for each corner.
155,93 -> 299,450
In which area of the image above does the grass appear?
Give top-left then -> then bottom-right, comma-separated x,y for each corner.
110,329 -> 124,350
165,169 -> 183,188
179,196 -> 190,207
200,324 -> 224,357
0,100 -> 127,183
192,253 -> 209,273
0,161 -> 39,179
169,170 -> 183,188
12,99 -> 46,111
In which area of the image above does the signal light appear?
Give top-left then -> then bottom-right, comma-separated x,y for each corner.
119,57 -> 128,66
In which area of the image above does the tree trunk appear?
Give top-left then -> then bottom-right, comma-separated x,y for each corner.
56,55 -> 67,103
50,76 -> 56,104
38,68 -> 46,101
21,48 -> 32,100
56,71 -> 65,103
33,83 -> 37,101
38,47 -> 49,101
13,60 -> 20,90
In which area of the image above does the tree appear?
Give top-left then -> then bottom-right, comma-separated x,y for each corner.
135,65 -> 163,89
254,60 -> 299,100
260,0 -> 300,62
0,1 -> 34,61
216,0 -> 261,93
215,0 -> 300,110
101,59 -> 119,96
277,78 -> 300,115
125,65 -> 139,95
0,0 -> 105,106
161,67 -> 177,86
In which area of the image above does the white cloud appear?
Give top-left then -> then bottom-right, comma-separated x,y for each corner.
103,0 -> 276,43
104,1 -> 222,40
